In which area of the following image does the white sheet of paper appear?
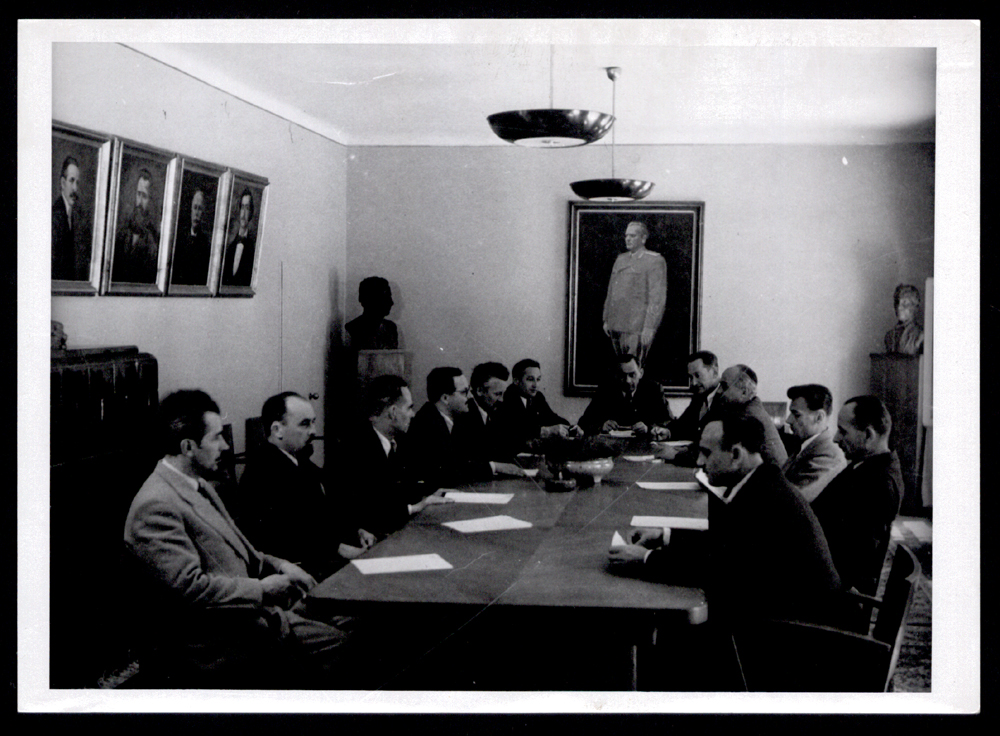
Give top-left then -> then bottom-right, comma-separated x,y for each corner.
608,429 -> 635,438
442,515 -> 533,533
351,553 -> 453,575
611,530 -> 627,547
663,440 -> 692,447
637,481 -> 701,491
622,454 -> 655,462
444,491 -> 514,504
522,468 -> 539,478
631,515 -> 708,531
695,469 -> 727,499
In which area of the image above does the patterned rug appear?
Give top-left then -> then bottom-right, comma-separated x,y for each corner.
884,517 -> 932,692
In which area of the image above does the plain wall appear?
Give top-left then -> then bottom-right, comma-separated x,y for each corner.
345,143 -> 934,419
50,43 -> 348,462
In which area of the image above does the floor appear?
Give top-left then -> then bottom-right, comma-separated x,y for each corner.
885,516 -> 932,692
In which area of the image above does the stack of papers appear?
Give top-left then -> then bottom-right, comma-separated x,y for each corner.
442,515 -> 533,533
443,491 -> 514,504
636,481 -> 701,491
622,454 -> 655,462
351,554 -> 453,575
631,515 -> 708,531
607,429 -> 635,438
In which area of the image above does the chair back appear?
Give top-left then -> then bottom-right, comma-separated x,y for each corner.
872,543 -> 922,691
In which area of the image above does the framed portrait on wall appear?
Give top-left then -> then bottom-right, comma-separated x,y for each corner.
102,139 -> 178,295
51,122 -> 112,295
217,170 -> 268,297
565,201 -> 704,397
166,160 -> 230,296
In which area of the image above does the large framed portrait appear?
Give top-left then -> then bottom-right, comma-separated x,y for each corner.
166,160 -> 230,296
565,201 -> 704,396
51,122 -> 112,295
102,139 -> 178,296
217,171 -> 268,297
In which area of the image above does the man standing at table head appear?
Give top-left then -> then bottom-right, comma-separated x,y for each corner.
496,359 -> 581,452
236,391 -> 375,580
578,353 -> 673,437
123,389 -> 355,687
345,375 -> 451,537
811,395 -> 904,596
781,384 -> 847,502
610,414 -> 842,625
602,220 -> 667,368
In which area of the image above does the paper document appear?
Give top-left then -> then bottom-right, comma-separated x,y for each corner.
442,515 -> 533,533
610,530 -> 627,547
607,429 -> 635,438
522,468 -> 539,478
444,491 -> 514,504
663,440 -> 692,447
631,515 -> 708,531
695,469 -> 727,500
351,554 -> 453,575
637,481 -> 701,491
622,454 -> 655,462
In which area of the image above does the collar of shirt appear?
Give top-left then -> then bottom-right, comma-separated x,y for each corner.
799,430 -> 823,453
62,195 -> 73,223
374,426 -> 393,457
437,407 -> 455,433
160,458 -> 200,492
704,386 -> 718,408
520,395 -> 529,408
278,446 -> 299,466
473,399 -> 489,424
722,464 -> 760,504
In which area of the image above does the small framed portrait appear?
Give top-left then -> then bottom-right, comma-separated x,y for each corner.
166,160 -> 230,296
102,139 -> 178,296
565,201 -> 704,396
217,171 -> 268,297
51,122 -> 112,295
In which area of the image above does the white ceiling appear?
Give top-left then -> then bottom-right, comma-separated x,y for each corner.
128,41 -> 935,147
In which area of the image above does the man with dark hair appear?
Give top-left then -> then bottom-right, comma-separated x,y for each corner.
123,389 -> 357,687
611,415 -> 843,625
345,276 -> 400,349
495,358 -> 581,453
222,187 -> 257,286
811,395 -> 904,595
578,354 -> 674,437
406,367 -> 525,487
781,384 -> 847,502
171,188 -> 212,286
236,391 -> 375,580
460,361 -> 511,459
663,350 -> 723,441
52,155 -> 90,281
340,375 -> 452,537
113,168 -> 160,283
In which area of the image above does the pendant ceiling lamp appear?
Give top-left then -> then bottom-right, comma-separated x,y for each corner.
571,67 -> 654,201
487,46 -> 614,148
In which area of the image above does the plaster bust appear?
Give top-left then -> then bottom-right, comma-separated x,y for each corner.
345,276 -> 400,350
884,283 -> 924,355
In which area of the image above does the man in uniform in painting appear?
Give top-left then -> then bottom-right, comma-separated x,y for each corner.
602,220 -> 667,367
52,155 -> 90,281
171,188 -> 212,286
222,187 -> 257,287
113,167 -> 160,283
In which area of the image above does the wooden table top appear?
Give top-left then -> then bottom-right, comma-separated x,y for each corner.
309,446 -> 709,626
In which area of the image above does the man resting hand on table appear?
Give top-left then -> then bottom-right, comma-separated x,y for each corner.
578,353 -> 673,439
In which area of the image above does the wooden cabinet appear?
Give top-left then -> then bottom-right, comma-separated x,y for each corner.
870,353 -> 927,516
50,346 -> 159,687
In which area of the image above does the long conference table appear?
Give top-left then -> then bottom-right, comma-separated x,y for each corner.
308,439 -> 709,691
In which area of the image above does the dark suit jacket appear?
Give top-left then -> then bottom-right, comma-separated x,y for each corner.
403,402 -> 494,488
811,451 -> 904,596
221,230 -> 256,286
494,385 -> 571,454
171,228 -> 211,285
235,443 -> 356,580
645,462 -> 843,626
578,377 -> 675,435
671,396 -> 786,468
52,197 -> 89,281
455,397 -> 511,462
667,388 -> 719,442
781,428 -> 847,503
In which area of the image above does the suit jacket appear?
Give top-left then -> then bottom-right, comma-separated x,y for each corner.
667,388 -> 719,443
578,377 -> 674,435
171,228 -> 211,285
404,402 -> 494,488
455,397 -> 511,462
52,197 -> 88,281
494,385 -> 571,454
645,462 -> 843,625
781,428 -> 847,503
811,451 -> 904,596
221,230 -> 256,286
671,396 -> 786,468
235,443 -> 356,580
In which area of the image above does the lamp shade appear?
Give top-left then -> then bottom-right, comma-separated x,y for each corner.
488,109 -> 614,148
570,178 -> 655,201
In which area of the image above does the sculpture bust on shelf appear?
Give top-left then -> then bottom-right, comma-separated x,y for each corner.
884,283 -> 924,355
345,276 -> 400,350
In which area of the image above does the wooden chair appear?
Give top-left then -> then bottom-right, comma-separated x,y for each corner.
732,544 -> 923,692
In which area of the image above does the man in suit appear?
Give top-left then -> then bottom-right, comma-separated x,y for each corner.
171,188 -> 212,286
459,361 -> 511,461
236,391 -> 375,580
578,353 -> 674,437
662,350 -> 722,442
406,367 -> 525,488
781,383 -> 847,502
221,187 -> 257,286
52,155 -> 89,281
343,375 -> 452,537
812,395 -> 904,596
494,358 -> 581,454
123,389 -> 358,687
112,167 -> 160,284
